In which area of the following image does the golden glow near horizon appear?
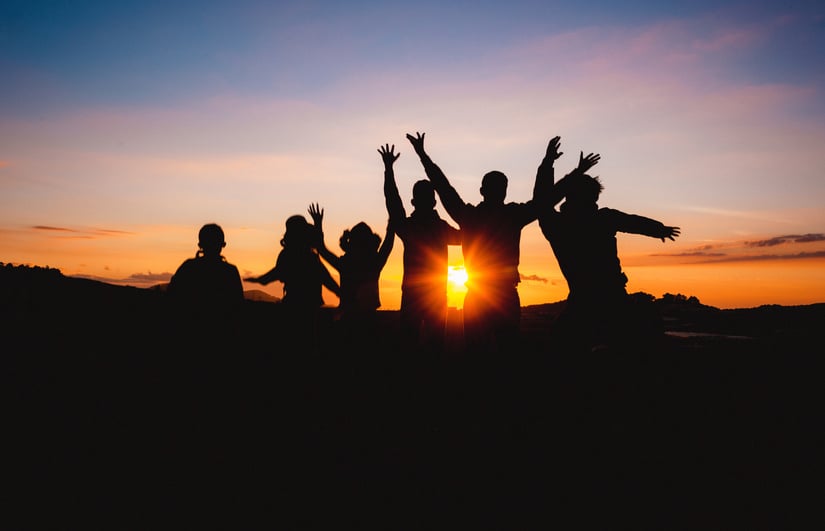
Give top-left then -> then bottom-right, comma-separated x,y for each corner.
447,265 -> 469,309
2,3 -> 824,312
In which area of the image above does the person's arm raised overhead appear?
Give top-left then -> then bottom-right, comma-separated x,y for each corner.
380,143 -> 406,226
377,219 -> 396,270
320,261 -> 341,300
308,203 -> 342,271
533,135 -> 563,207
406,131 -> 465,223
551,150 -> 601,205
576,150 -> 601,174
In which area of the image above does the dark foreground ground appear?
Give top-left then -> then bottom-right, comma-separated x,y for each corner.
3,266 -> 824,528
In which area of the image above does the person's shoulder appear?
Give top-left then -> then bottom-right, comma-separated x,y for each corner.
500,198 -> 538,209
174,257 -> 199,272
222,260 -> 241,273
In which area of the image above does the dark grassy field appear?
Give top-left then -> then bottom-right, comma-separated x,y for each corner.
3,264 -> 823,528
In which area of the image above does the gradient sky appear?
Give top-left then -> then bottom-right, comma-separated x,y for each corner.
2,0 -> 825,310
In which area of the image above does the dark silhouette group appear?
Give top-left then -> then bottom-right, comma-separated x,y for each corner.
169,132 -> 681,355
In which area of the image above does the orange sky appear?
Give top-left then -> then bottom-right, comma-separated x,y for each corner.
7,219 -> 824,310
2,1 -> 824,310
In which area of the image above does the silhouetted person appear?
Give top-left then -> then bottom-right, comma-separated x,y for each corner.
245,214 -> 341,348
309,203 -> 394,350
167,223 -> 245,353
168,223 -> 244,308
380,143 -> 461,357
406,131 -> 557,356
537,153 -> 680,352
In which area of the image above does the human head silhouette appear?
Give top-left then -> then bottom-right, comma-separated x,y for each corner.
340,222 -> 381,254
480,171 -> 508,204
565,174 -> 603,207
282,215 -> 314,248
198,223 -> 226,257
411,179 -> 436,210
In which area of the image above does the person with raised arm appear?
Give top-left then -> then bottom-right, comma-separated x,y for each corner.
537,150 -> 680,352
380,143 -> 462,358
406,132 -> 576,356
245,213 -> 340,349
308,203 -> 394,350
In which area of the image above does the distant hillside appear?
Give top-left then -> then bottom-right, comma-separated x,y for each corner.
3,261 -> 823,350
6,262 -> 821,527
150,281 -> 280,303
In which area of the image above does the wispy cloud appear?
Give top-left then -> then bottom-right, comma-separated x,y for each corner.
695,250 -> 825,263
746,233 -> 825,247
32,225 -> 134,238
658,251 -> 728,258
652,232 -> 825,263
520,273 -> 548,284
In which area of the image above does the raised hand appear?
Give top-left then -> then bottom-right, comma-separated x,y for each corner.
662,226 -> 681,242
308,202 -> 324,228
378,143 -> 400,166
576,151 -> 601,174
545,136 -> 563,161
406,132 -> 426,155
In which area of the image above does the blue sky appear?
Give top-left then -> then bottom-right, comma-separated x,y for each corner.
2,0 -> 824,308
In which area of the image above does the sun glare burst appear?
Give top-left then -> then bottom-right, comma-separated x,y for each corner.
447,265 -> 468,290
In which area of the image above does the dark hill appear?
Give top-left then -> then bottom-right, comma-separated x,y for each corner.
3,262 -> 822,526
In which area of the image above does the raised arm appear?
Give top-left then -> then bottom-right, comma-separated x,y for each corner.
308,203 -> 342,271
380,144 -> 406,226
319,262 -> 341,300
406,131 -> 466,224
376,219 -> 395,270
550,150 -> 601,207
533,135 -> 563,208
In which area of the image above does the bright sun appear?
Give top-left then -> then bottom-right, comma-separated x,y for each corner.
447,265 -> 468,290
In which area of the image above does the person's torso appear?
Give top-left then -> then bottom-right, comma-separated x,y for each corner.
338,253 -> 382,311
399,213 -> 454,291
546,208 -> 625,295
170,258 -> 242,305
279,248 -> 326,306
460,202 -> 532,287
